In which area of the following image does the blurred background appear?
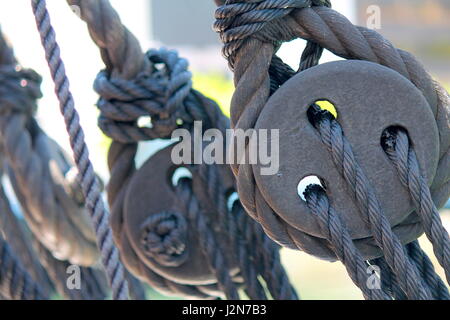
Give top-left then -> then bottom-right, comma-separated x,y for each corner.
0,0 -> 448,299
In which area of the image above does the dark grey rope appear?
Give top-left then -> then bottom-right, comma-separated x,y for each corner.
193,163 -> 268,300
406,240 -> 449,300
0,26 -> 100,266
304,185 -> 391,300
34,241 -> 108,300
0,175 -> 52,296
368,257 -> 407,300
175,178 -> 240,300
31,0 -> 129,299
214,0 -> 330,69
308,105 -> 433,299
94,48 -> 229,143
370,240 -> 449,300
232,199 -> 299,299
382,128 -> 450,284
0,235 -> 47,300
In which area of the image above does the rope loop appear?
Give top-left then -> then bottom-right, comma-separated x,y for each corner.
94,48 -> 210,142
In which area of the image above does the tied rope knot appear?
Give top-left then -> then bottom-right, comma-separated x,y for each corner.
0,65 -> 42,116
214,0 -> 330,69
140,211 -> 188,267
94,48 -> 199,142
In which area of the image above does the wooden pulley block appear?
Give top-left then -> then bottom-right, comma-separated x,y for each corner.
120,144 -> 239,286
253,60 -> 442,260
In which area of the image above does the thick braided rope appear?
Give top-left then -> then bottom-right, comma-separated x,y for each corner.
309,107 -> 432,299
304,185 -> 391,300
5,149 -> 118,300
383,129 -> 450,283
94,48 -> 230,143
0,176 -> 52,295
5,175 -> 105,300
175,178 -> 240,300
0,115 -> 99,266
0,37 -> 98,265
0,235 -> 46,300
215,5 -> 444,155
214,0 -> 331,70
31,0 -> 128,299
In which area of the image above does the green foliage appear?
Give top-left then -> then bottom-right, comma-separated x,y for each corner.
192,71 -> 234,117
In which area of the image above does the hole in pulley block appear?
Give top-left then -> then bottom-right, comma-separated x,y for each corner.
171,167 -> 192,187
138,116 -> 153,129
297,175 -> 326,202
307,100 -> 338,127
380,125 -> 409,153
226,191 -> 239,212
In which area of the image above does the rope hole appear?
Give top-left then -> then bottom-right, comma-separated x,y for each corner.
225,189 -> 239,212
381,125 -> 409,153
137,115 -> 153,129
297,175 -> 326,202
171,167 -> 192,187
306,99 -> 338,129
315,100 -> 338,118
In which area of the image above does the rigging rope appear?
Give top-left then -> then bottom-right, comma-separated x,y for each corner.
0,27 -> 99,267
0,25 -> 118,300
382,128 -> 450,282
0,234 -> 46,300
304,185 -> 391,300
308,105 -> 446,299
67,0 -> 297,300
31,0 -> 129,299
214,0 -> 450,299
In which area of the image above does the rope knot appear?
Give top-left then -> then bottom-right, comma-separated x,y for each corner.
214,0 -> 330,69
94,48 -> 197,142
140,211 -> 188,267
0,65 -> 42,116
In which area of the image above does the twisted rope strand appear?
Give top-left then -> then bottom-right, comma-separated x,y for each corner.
383,129 -> 450,283
31,0 -> 128,299
0,235 -> 46,300
234,202 -> 299,299
176,179 -> 240,300
0,30 -> 98,266
309,106 -> 432,299
304,185 -> 391,300
405,240 -> 449,299
368,257 -> 407,300
194,164 -> 267,300
0,178 -> 52,295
